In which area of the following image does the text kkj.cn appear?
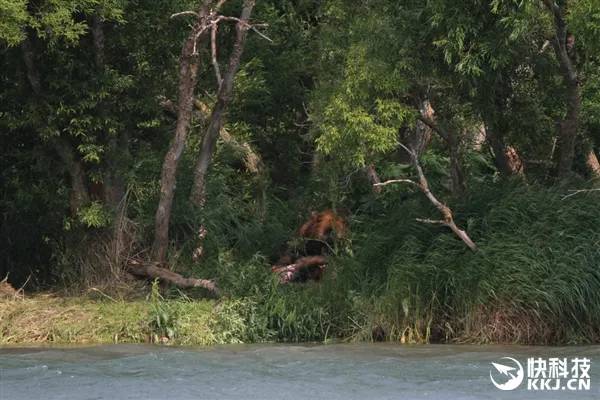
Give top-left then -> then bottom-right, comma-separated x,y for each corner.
527,357 -> 591,391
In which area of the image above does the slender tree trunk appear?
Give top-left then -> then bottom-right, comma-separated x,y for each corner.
20,34 -> 90,216
506,145 -> 526,181
89,11 -> 127,207
152,3 -> 211,262
542,0 -> 581,179
396,101 -> 432,165
557,83 -> 581,178
89,12 -> 105,69
448,138 -> 461,193
483,119 -> 513,178
52,137 -> 91,216
189,0 -> 256,206
20,38 -> 42,94
418,111 -> 467,193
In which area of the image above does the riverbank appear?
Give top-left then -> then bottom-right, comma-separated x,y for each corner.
0,293 -> 221,346
2,291 -> 599,347
3,184 -> 600,347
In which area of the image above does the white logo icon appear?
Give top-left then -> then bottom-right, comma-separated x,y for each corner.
490,357 -> 524,390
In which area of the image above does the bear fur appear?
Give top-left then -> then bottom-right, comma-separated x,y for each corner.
272,208 -> 349,284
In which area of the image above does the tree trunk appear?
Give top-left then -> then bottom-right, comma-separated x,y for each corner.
396,100 -> 432,164
20,34 -> 90,216
542,0 -> 581,179
448,138 -> 463,193
52,137 -> 91,216
89,12 -> 105,69
20,38 -> 42,95
506,145 -> 526,181
417,110 -> 467,193
189,0 -> 256,206
152,4 -> 211,262
483,119 -> 514,178
557,83 -> 581,178
89,11 -> 128,208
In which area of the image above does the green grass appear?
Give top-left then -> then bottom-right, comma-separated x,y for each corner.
3,181 -> 599,346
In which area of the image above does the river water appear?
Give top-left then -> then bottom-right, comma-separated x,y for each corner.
0,343 -> 598,400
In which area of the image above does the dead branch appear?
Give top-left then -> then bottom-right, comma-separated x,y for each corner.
416,218 -> 448,225
205,8 -> 270,88
157,95 -> 264,174
211,23 -> 222,90
219,127 -> 264,173
561,188 -> 600,200
171,11 -> 202,19
376,144 -> 476,250
127,260 -> 220,297
189,0 -> 258,206
215,0 -> 228,12
374,179 -> 422,189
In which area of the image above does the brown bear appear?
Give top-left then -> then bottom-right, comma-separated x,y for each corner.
271,208 -> 349,284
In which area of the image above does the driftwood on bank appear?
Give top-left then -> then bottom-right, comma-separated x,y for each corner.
374,144 -> 476,250
126,260 -> 221,297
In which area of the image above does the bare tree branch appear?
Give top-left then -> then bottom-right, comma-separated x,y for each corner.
416,218 -> 449,225
157,95 -> 264,174
248,25 -> 273,42
215,0 -> 228,12
211,22 -> 222,90
376,144 -> 476,250
189,0 -> 258,206
171,11 -> 201,19
561,188 -> 600,200
374,179 -> 422,189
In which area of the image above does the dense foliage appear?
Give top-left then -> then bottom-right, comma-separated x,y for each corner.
1,0 -> 599,344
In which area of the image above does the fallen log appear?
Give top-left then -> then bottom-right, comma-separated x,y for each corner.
126,260 -> 220,297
